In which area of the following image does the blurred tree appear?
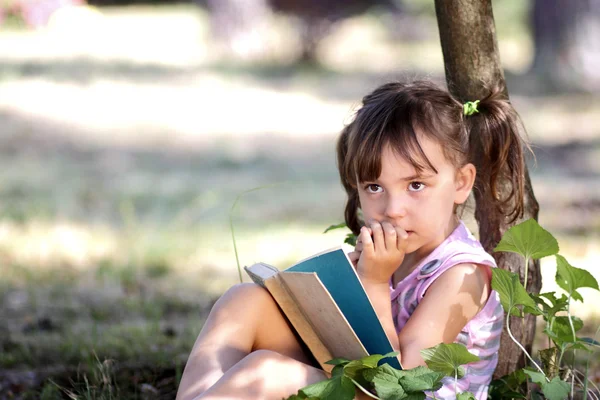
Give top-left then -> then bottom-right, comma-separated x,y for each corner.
203,0 -> 273,61
434,0 -> 541,380
531,0 -> 600,91
200,0 -> 403,63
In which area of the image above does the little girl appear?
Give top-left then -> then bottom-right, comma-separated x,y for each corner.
177,80 -> 527,400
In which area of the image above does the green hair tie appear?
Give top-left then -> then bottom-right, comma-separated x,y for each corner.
463,100 -> 480,116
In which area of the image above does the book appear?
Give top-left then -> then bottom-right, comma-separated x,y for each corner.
244,246 -> 401,373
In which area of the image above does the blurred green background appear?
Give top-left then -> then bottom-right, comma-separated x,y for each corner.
0,0 -> 599,398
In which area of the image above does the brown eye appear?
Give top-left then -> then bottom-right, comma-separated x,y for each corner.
408,182 -> 425,192
366,184 -> 383,194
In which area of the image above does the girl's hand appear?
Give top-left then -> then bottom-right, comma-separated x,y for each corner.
347,227 -> 370,267
356,220 -> 409,285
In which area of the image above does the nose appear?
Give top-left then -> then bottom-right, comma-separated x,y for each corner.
384,193 -> 408,219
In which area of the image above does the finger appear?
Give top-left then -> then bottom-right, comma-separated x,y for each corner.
347,251 -> 360,267
369,220 -> 384,251
355,235 -> 363,252
359,226 -> 374,255
381,221 -> 397,251
395,226 -> 409,251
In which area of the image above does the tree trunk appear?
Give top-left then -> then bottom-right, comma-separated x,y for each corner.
204,0 -> 272,62
433,0 -> 542,379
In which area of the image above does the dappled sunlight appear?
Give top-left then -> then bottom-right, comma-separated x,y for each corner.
0,2 -> 599,396
0,221 -> 116,271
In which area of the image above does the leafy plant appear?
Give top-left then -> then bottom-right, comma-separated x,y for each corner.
285,345 -> 479,400
314,219 -> 599,399
490,219 -> 600,399
324,222 -> 358,246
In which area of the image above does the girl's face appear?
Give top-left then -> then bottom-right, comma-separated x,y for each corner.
357,136 -> 475,262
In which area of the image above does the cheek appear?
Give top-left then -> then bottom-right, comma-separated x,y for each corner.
357,193 -> 380,218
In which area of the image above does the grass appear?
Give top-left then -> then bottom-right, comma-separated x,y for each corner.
0,2 -> 599,398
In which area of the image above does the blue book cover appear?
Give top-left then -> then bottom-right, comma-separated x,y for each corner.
286,247 -> 401,369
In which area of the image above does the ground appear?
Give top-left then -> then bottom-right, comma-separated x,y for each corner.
0,4 -> 599,398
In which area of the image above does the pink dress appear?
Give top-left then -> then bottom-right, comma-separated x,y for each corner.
390,221 -> 504,400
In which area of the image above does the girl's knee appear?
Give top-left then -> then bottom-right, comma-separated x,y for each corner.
210,283 -> 271,318
218,283 -> 272,307
240,350 -> 325,384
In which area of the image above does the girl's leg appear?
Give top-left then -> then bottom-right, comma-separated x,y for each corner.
177,283 -> 322,400
197,349 -> 327,400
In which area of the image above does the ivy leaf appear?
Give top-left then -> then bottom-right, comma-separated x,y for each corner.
323,222 -> 348,234
541,377 -> 570,400
299,375 -> 355,400
493,219 -> 559,260
492,268 -> 538,317
456,392 -> 477,400
396,366 -> 444,393
555,255 -> 599,302
420,343 -> 480,379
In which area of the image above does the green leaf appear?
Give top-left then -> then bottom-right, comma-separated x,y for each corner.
344,360 -> 368,380
492,268 -> 538,317
550,316 -> 584,341
420,343 -> 480,378
344,233 -> 357,247
523,369 -> 547,386
489,368 -> 528,399
363,364 -> 403,384
299,375 -> 355,400
555,254 -> 599,302
493,219 -> 559,260
580,337 -> 600,348
541,377 -> 570,400
359,353 -> 399,369
371,377 -> 406,400
331,364 -> 345,378
402,394 -> 425,400
566,342 -> 593,352
531,292 -> 568,318
323,222 -> 348,234
342,352 -> 398,380
396,366 -> 444,393
456,392 -> 477,400
325,357 -> 350,366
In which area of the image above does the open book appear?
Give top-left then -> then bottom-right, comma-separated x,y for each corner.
244,247 -> 401,373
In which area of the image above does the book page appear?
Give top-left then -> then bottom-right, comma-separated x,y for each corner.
279,272 -> 369,362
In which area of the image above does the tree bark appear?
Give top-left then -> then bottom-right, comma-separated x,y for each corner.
433,0 -> 542,379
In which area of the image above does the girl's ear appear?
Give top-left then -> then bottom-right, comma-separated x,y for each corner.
454,163 -> 476,204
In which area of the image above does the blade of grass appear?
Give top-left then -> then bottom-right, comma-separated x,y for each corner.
229,183 -> 284,283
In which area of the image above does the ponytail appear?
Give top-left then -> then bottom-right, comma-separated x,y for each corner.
465,86 -> 528,224
336,123 -> 362,236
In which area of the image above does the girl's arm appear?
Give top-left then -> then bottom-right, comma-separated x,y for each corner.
351,221 -> 408,352
396,262 -> 491,368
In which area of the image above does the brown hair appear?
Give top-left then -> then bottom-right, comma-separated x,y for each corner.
336,80 -> 527,235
